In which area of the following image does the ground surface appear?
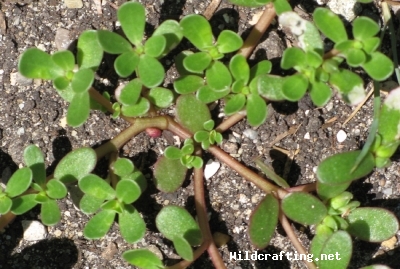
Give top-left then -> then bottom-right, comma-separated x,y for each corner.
0,0 -> 400,269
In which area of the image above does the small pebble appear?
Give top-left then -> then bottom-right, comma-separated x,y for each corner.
55,28 -> 71,50
22,220 -> 47,241
243,129 -> 258,140
381,236 -> 397,250
204,160 -> 220,180
383,188 -> 393,196
336,130 -> 347,143
304,132 -> 310,140
64,0 -> 83,9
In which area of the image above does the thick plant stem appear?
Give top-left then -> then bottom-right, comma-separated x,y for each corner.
287,183 -> 317,193
0,211 -> 16,231
278,210 -> 318,269
165,241 -> 209,269
216,113 -> 245,133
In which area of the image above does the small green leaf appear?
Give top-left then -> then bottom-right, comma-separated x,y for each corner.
79,174 -> 115,200
116,179 -> 142,204
97,30 -> 132,54
362,37 -> 380,54
145,35 -> 166,58
353,17 -> 380,41
41,199 -> 61,226
11,194 -> 38,215
67,91 -> 90,127
249,194 -> 279,249
203,120 -> 214,131
346,48 -> 366,67
282,192 -> 327,225
24,145 -> 46,186
347,208 -> 399,242
173,236 -> 194,261
329,69 -> 365,105
227,0 -> 270,7
318,231 -> 352,269
101,200 -> 123,213
273,0 -> 292,15
54,147 -> 97,184
123,249 -> 163,269
206,61 -> 232,91
180,14 -> 213,50
18,48 -> 63,80
316,150 -> 375,185
156,205 -> 202,245
113,158 -> 134,177
216,30 -> 243,54
378,88 -> 400,144
138,54 -> 165,88
52,50 -> 75,71
127,172 -> 147,193
282,74 -> 309,101
118,2 -> 145,46
71,68 -> 94,93
46,179 -> 67,199
77,30 -> 103,71
117,79 -> 142,106
153,20 -> 183,56
0,196 -> 12,214
84,210 -> 116,239
148,87 -> 174,108
164,146 -> 183,160
6,168 -> 32,198
362,52 -> 394,81
194,131 -> 209,142
225,94 -> 246,115
309,81 -> 332,107
121,97 -> 150,117
191,156 -> 204,169
176,94 -> 211,133
119,204 -> 146,243
183,52 -> 212,73
114,51 -> 140,78
230,55 -> 250,83
80,194 -> 104,214
256,74 -> 286,101
280,47 -> 306,70
174,75 -> 205,94
154,156 -> 187,192
317,181 -> 351,201
53,77 -> 70,91
246,94 -> 268,127
313,8 -> 348,43
197,86 -> 230,103
306,50 -> 323,68
250,60 -> 272,80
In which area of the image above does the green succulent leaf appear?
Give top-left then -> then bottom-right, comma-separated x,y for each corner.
41,199 -> 61,226
357,0 -> 373,2
145,35 -> 167,58
113,158 -> 134,177
183,52 -> 212,74
77,30 -> 103,71
362,37 -> 380,54
362,52 -> 394,81
97,30 -> 132,54
123,249 -> 163,269
225,94 -> 246,115
256,75 -> 286,101
114,51 -> 140,78
230,55 -> 250,83
84,210 -> 116,239
317,231 -> 352,269
11,194 -> 38,215
246,93 -> 268,127
156,205 -> 202,245
46,179 -> 67,199
206,61 -> 232,91
53,76 -> 70,91
226,0 -> 270,7
191,156 -> 204,169
280,47 -> 306,70
347,208 -> 399,242
148,87 -> 174,108
329,69 -> 365,105
154,156 -> 187,192
118,2 -> 145,46
249,194 -> 279,249
54,147 -> 97,184
194,131 -> 209,143
353,17 -> 380,41
24,145 -> 46,186
138,54 -> 165,88
173,236 -> 194,261
119,204 -> 146,243
250,60 -> 272,80
216,30 -> 243,54
309,81 -> 332,107
71,68 -> 94,93
273,0 -> 292,15
282,74 -> 309,101
19,48 -> 63,80
79,174 -> 116,201
346,48 -> 366,67
174,75 -> 205,94
378,88 -> 400,144
313,8 -> 348,43
121,97 -> 150,117
282,192 -> 327,225
180,14 -> 213,50
52,50 -> 75,71
317,150 -> 375,185
153,20 -> 183,56
67,91 -> 90,127
197,86 -> 230,104
116,179 -> 142,204
117,79 -> 142,106
317,181 -> 351,201
176,94 -> 211,133
164,146 -> 183,160
0,196 -> 12,214
80,194 -> 104,214
6,168 -> 32,198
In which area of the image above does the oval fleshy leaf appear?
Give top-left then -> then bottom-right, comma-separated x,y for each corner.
362,52 -> 394,81
183,52 -> 212,73
250,60 -> 272,80
180,14 -> 213,50
282,74 -> 309,101
148,87 -> 174,108
173,237 -> 193,261
6,168 -> 32,198
24,145 -> 46,186
67,91 -> 90,127
256,74 -> 286,101
362,37 -> 380,54
282,192 -> 327,225
18,48 -> 63,80
119,204 -> 146,243
316,150 -> 375,185
318,231 -> 352,269
153,20 -> 183,56
230,54 -> 250,83
197,86 -> 230,104
225,94 -> 246,115
280,47 -> 306,70
71,68 -> 94,93
206,61 -> 232,91
317,181 -> 351,201
176,94 -> 211,133
138,54 -> 165,88
114,51 -> 140,78
84,210 -> 116,239
11,194 -> 38,215
80,194 -> 104,214
77,30 -> 103,70
216,30 -> 243,54
273,0 -> 292,15
118,2 -> 145,46
347,208 -> 399,242
378,87 -> 400,144
249,194 -> 279,249
52,50 -> 75,71
246,93 -> 268,126
117,79 -> 142,106
54,147 -> 97,184
154,156 -> 187,192
156,205 -> 202,245
116,179 -> 142,204
313,8 -> 348,43
46,179 -> 67,199
123,249 -> 163,269
353,17 -> 380,41
174,75 -> 204,94
113,158 -> 134,177
79,174 -> 116,200
329,69 -> 365,105
41,199 -> 61,226
145,35 -> 166,58
309,81 -> 332,107
227,0 -> 270,7
346,48 -> 366,67
53,76 -> 70,91
97,30 -> 132,54
121,97 -> 150,117
0,196 -> 12,214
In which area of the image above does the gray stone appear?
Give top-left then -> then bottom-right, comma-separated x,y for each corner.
22,220 -> 47,241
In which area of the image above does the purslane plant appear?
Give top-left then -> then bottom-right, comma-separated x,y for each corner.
1,1 -> 399,269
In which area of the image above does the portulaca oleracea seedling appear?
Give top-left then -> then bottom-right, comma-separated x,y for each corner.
1,0 -> 399,268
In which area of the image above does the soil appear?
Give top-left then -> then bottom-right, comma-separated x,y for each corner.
0,0 -> 400,269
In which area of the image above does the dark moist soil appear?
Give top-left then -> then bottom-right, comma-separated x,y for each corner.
0,1 -> 400,269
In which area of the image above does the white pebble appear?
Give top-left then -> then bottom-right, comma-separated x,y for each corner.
204,160 -> 220,180
22,220 -> 47,241
336,130 -> 347,143
243,129 -> 258,140
304,132 -> 310,140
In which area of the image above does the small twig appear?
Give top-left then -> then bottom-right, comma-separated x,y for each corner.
215,113 -> 245,133
268,125 -> 300,147
203,0 -> 222,20
320,116 -> 337,130
343,87 -> 373,125
92,0 -> 102,14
